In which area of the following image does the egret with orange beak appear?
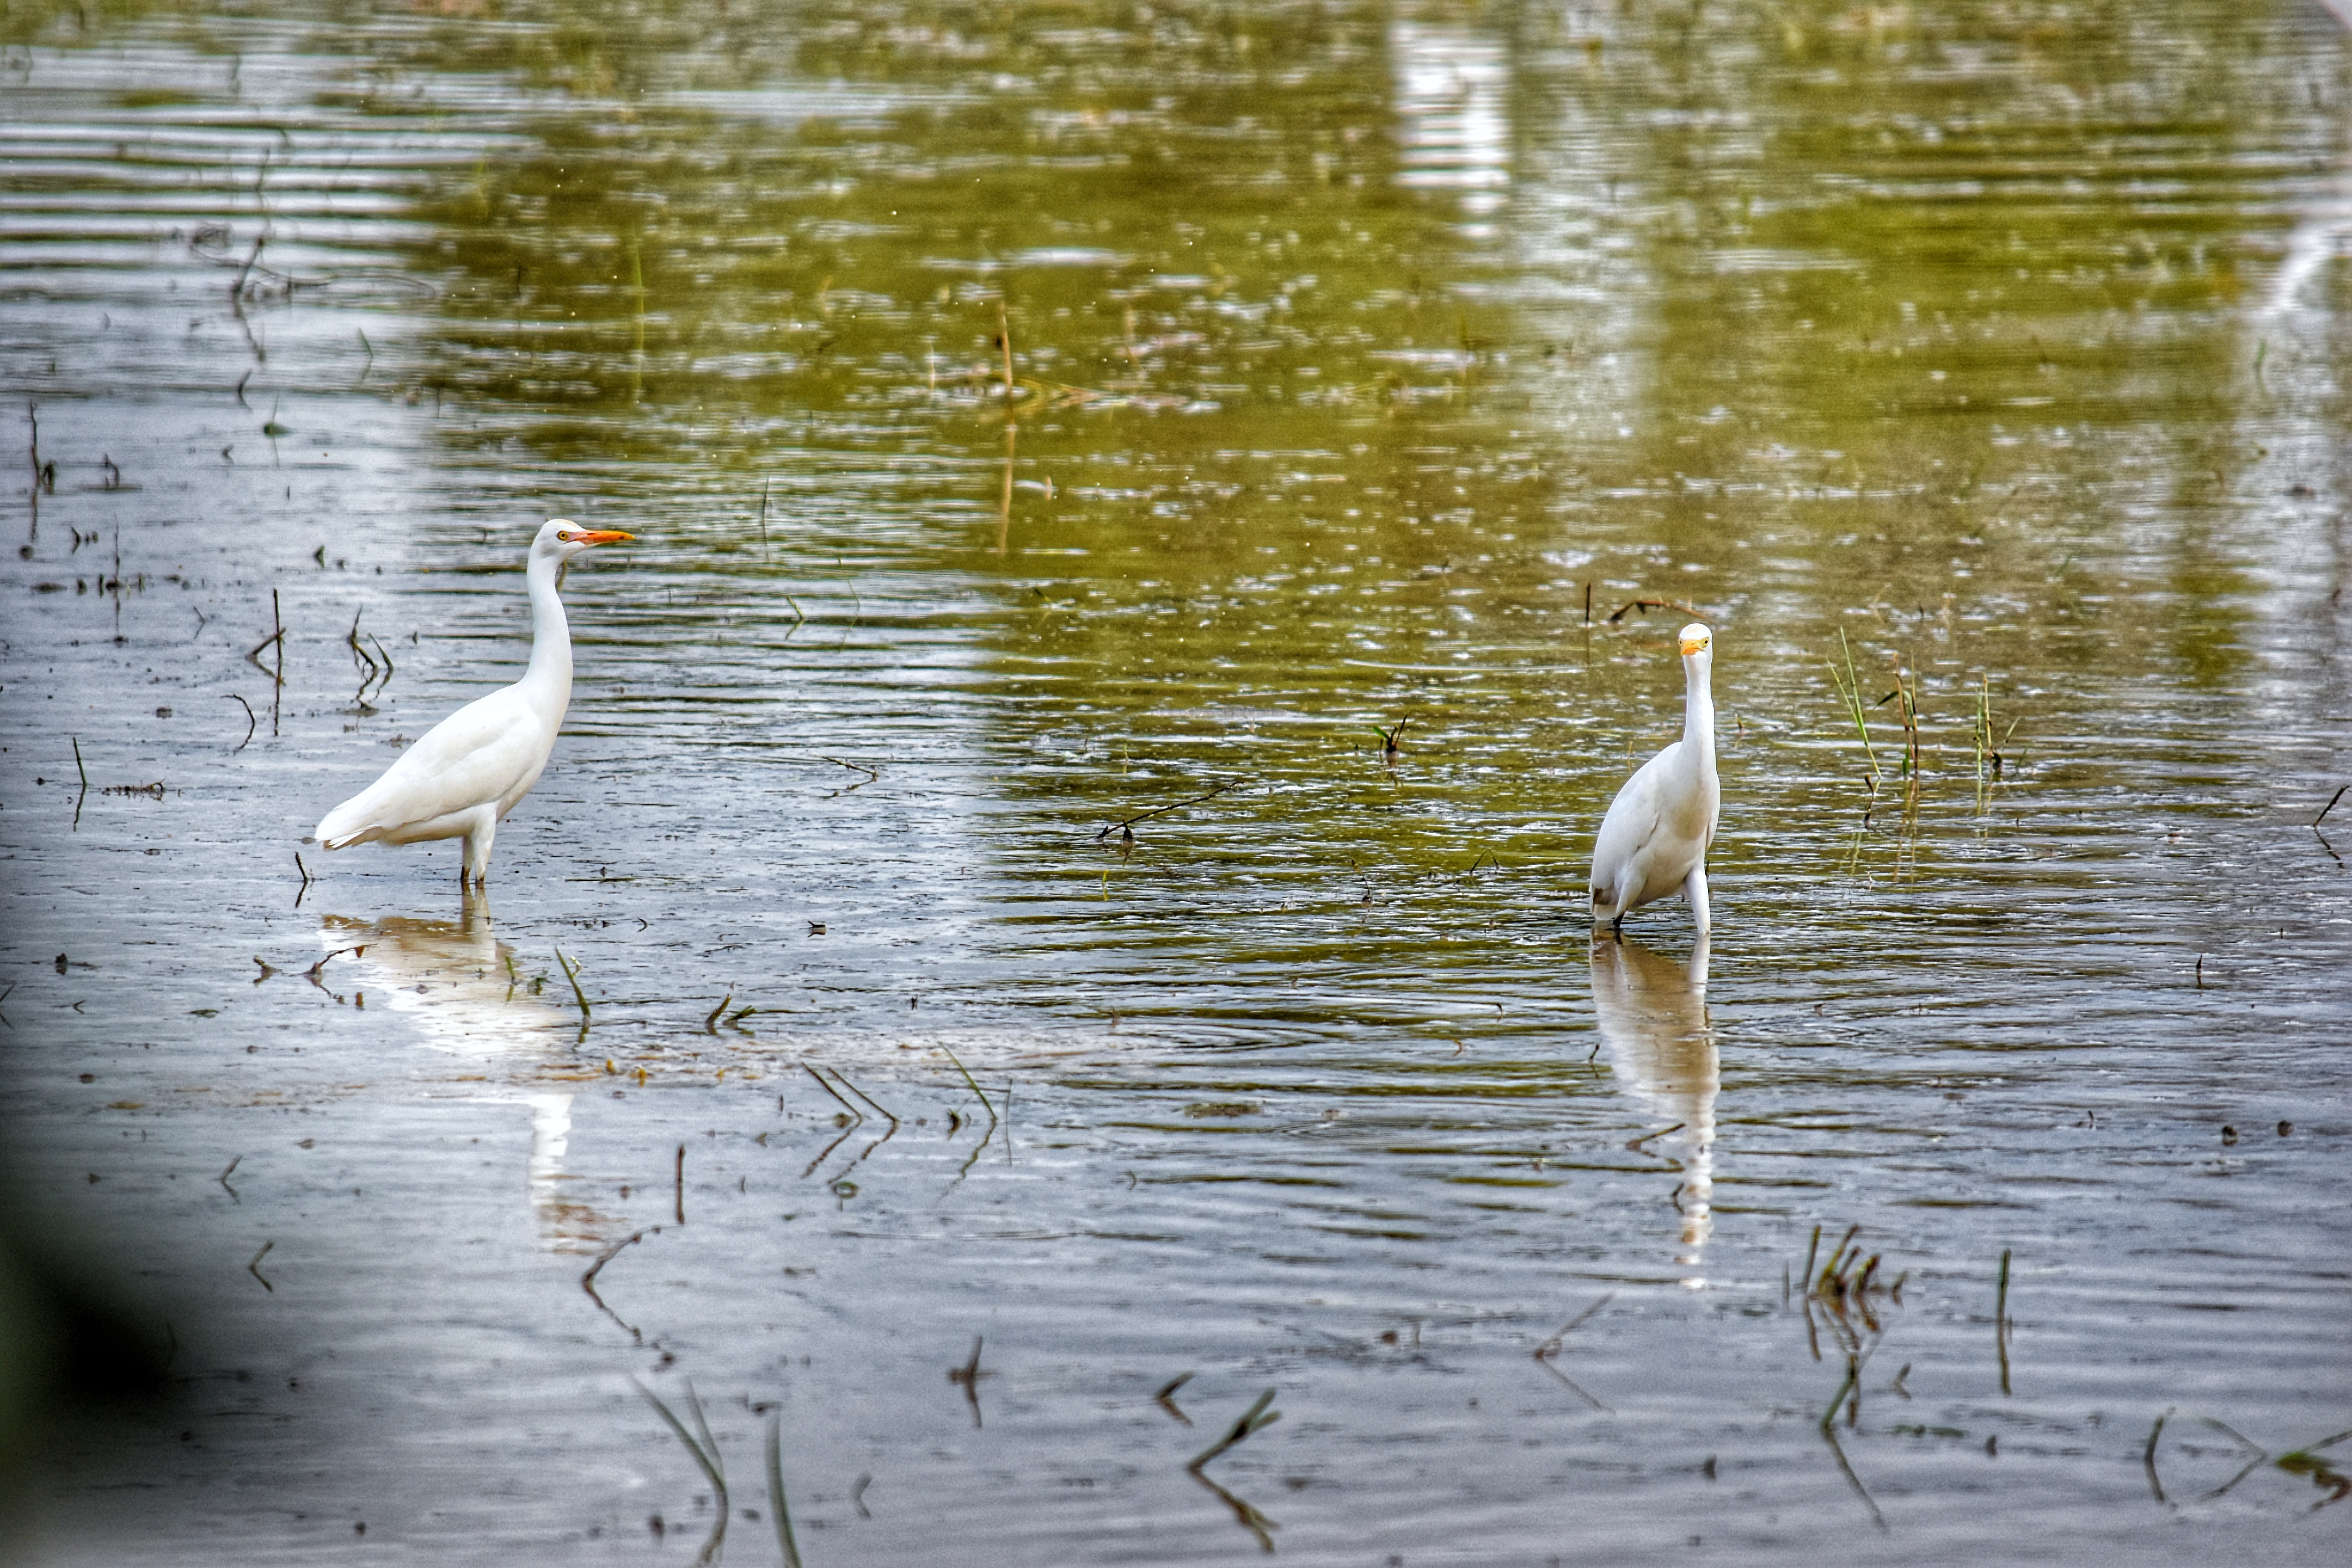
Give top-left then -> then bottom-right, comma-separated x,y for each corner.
1590,623 -> 1720,936
312,519 -> 633,887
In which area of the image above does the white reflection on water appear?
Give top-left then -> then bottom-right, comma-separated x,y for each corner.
1390,19 -> 1511,225
320,898 -> 612,1253
1590,935 -> 1715,1285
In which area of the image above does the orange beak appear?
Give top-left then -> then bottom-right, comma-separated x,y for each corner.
1679,632 -> 1709,656
568,529 -> 634,547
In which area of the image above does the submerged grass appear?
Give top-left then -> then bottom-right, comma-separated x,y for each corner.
636,1379 -> 727,1567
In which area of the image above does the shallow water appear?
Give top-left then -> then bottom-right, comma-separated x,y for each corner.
3,1 -> 2350,1562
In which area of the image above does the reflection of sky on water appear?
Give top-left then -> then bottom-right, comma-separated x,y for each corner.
321,901 -> 612,1254
1390,19 -> 1511,227
1591,936 -> 1714,1285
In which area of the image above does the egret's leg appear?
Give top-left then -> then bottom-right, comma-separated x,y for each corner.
1684,864 -> 1711,937
461,806 -> 498,888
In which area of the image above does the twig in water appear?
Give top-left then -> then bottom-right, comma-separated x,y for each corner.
218,1154 -> 242,1201
1156,1371 -> 1196,1425
1819,1359 -> 1858,1433
1189,1389 -> 1281,1472
996,297 -> 1016,405
247,1239 -> 274,1292
817,755 -> 878,797
2144,1408 -> 2174,1505
1098,776 -> 1251,841
636,1380 -> 728,1568
1819,1421 -> 1888,1531
766,1414 -> 804,1568
1828,629 -> 1883,789
2196,1417 -> 2273,1501
2317,784 -> 2348,829
1191,1466 -> 1280,1553
1532,1293 -> 1615,1411
949,1335 -> 990,1428
1606,596 -> 1707,625
674,1144 -> 685,1225
939,1047 -> 1000,1133
582,1228 -> 658,1341
223,692 -> 257,751
366,633 -> 394,700
305,947 -> 357,994
1995,1248 -> 2013,1395
1625,1122 -> 1684,1153
804,1064 -> 864,1125
245,600 -> 286,670
704,994 -> 733,1033
553,948 -> 591,1027
829,1068 -> 900,1130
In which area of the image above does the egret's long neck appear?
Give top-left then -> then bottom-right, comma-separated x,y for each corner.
521,552 -> 573,703
1682,652 -> 1716,763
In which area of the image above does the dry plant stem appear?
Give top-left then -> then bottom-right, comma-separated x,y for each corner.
224,692 -> 257,751
1819,1421 -> 1888,1531
1099,776 -> 1250,840
635,1380 -> 728,1568
1191,1467 -> 1280,1553
1532,1293 -> 1615,1411
997,417 -> 1016,556
766,1415 -> 804,1568
950,1335 -> 988,1428
804,1064 -> 863,1124
1829,630 -> 1883,787
1996,1248 -> 2013,1395
2144,1408 -> 2174,1505
830,1068 -> 900,1128
1606,596 -> 1707,624
582,1227 -> 658,1341
553,948 -> 591,1023
1189,1389 -> 1281,1472
997,297 -> 1016,404
939,1047 -> 1000,1132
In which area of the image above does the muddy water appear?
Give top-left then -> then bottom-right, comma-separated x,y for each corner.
4,2 -> 2350,1562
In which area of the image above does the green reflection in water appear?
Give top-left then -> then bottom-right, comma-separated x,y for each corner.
23,0 -> 2328,961
317,0 -> 2344,960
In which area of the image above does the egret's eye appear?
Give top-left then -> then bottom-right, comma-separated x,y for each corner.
556,530 -> 576,541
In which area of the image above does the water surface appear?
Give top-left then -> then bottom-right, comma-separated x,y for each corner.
4,2 -> 2350,1563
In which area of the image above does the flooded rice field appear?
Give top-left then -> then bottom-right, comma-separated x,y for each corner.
3,1 -> 2350,1562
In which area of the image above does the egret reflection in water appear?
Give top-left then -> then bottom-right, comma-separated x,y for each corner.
1590,936 -> 1716,1283
320,897 -> 612,1253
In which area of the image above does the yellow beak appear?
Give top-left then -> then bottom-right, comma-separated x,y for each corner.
1679,634 -> 1709,656
571,530 -> 634,546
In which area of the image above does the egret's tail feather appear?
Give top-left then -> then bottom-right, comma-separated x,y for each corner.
314,792 -> 387,851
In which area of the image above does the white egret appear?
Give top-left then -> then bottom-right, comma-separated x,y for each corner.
312,519 -> 632,887
1590,623 -> 1719,936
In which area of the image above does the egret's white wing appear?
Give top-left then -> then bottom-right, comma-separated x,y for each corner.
1592,748 -> 1672,882
316,686 -> 552,845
